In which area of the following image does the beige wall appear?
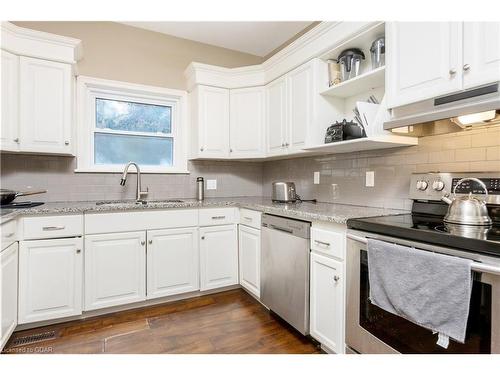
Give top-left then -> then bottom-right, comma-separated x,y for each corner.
13,21 -> 263,90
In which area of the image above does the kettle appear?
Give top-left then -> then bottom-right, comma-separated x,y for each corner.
441,178 -> 492,226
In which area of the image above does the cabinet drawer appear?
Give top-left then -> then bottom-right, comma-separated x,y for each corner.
1,219 -> 17,251
199,208 -> 236,226
239,208 -> 262,229
22,215 -> 83,240
310,228 -> 345,260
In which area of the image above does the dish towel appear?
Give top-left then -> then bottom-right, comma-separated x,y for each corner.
367,238 -> 473,348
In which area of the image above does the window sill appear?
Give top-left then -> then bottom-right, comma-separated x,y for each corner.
74,167 -> 190,174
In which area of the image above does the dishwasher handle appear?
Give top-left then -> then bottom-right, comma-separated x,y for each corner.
264,223 -> 294,234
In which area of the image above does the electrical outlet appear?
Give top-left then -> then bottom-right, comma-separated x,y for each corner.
313,171 -> 320,184
365,171 -> 375,187
206,179 -> 217,190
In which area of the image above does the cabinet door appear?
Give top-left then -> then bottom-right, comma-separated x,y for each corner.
1,242 -> 18,350
386,22 -> 463,108
266,77 -> 287,156
146,228 -> 199,299
85,232 -> 146,311
18,238 -> 82,324
1,50 -> 19,152
199,224 -> 238,291
229,87 -> 265,158
287,62 -> 312,152
197,85 -> 230,158
19,56 -> 73,154
238,225 -> 260,298
463,22 -> 500,89
310,252 -> 344,353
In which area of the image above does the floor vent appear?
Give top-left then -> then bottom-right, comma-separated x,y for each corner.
11,331 -> 57,347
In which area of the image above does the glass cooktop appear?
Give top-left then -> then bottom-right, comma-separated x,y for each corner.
347,213 -> 500,258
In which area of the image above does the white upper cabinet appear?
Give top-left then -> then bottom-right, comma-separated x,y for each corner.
190,85 -> 230,158
229,87 -> 265,158
386,22 -> 463,108
18,237 -> 83,324
463,22 -> 500,89
287,62 -> 313,152
85,232 -> 146,311
266,76 -> 288,156
146,228 -> 199,299
199,224 -> 238,291
1,50 -> 19,152
19,57 -> 73,155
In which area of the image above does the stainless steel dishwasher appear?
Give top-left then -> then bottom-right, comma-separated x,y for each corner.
261,213 -> 311,335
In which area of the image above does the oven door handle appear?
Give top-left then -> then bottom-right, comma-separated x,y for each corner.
346,233 -> 500,276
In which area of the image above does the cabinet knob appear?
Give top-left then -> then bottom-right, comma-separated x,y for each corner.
76,249 -> 81,254
140,240 -> 146,246
285,142 -> 289,147
200,147 -> 204,152
65,140 -> 70,145
13,138 -> 19,143
201,236 -> 205,240
281,143 -> 285,147
148,239 -> 152,245
449,68 -> 456,76
463,64 -> 471,71
230,148 -> 233,153
334,275 -> 340,282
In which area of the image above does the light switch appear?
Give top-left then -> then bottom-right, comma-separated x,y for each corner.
314,171 -> 320,184
206,179 -> 217,190
365,171 -> 375,187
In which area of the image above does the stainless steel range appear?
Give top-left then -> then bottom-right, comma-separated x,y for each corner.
345,172 -> 500,354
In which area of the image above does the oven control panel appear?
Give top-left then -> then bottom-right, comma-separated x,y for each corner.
410,172 -> 500,205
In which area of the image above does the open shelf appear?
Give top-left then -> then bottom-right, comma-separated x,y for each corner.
320,66 -> 385,98
302,135 -> 418,154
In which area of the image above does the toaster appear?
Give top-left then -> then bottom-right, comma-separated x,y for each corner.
272,182 -> 297,203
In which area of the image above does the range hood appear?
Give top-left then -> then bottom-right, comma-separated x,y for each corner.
384,83 -> 500,130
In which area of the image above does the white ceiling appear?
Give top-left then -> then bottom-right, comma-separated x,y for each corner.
121,22 -> 313,57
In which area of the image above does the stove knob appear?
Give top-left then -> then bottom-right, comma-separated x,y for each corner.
416,180 -> 428,191
432,180 -> 445,191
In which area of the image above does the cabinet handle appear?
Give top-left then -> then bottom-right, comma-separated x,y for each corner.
334,275 -> 340,282
140,240 -> 146,246
211,216 -> 226,220
76,249 -> 81,254
64,140 -> 70,145
42,226 -> 65,231
463,64 -> 471,71
148,239 -> 152,245
314,240 -> 331,247
449,68 -> 456,75
243,216 -> 252,221
4,232 -> 15,238
201,236 -> 205,240
13,138 -> 19,143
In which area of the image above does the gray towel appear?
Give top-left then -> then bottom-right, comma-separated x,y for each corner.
367,238 -> 473,346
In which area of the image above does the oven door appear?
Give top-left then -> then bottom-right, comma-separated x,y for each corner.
346,231 -> 500,354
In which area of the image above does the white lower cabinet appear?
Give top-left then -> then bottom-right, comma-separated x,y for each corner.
18,237 -> 83,324
200,224 -> 238,291
146,228 -> 199,299
310,252 -> 345,354
85,232 -> 146,311
238,225 -> 260,298
1,242 -> 18,350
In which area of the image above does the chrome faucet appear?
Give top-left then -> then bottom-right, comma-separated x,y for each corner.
120,162 -> 148,202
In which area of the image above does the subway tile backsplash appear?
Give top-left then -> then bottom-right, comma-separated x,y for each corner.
263,125 -> 500,210
1,125 -> 499,208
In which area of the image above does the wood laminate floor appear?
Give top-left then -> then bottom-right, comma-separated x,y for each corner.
2,289 -> 322,354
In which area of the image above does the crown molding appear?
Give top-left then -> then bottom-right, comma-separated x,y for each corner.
1,21 -> 83,64
184,21 -> 381,91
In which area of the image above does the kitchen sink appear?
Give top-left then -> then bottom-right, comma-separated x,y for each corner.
95,199 -> 185,206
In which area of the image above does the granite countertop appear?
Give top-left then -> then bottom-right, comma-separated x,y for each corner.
0,197 -> 406,225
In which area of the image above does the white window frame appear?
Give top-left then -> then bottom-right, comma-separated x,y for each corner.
75,76 -> 189,173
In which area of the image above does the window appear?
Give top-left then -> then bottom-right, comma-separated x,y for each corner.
76,76 -> 188,173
